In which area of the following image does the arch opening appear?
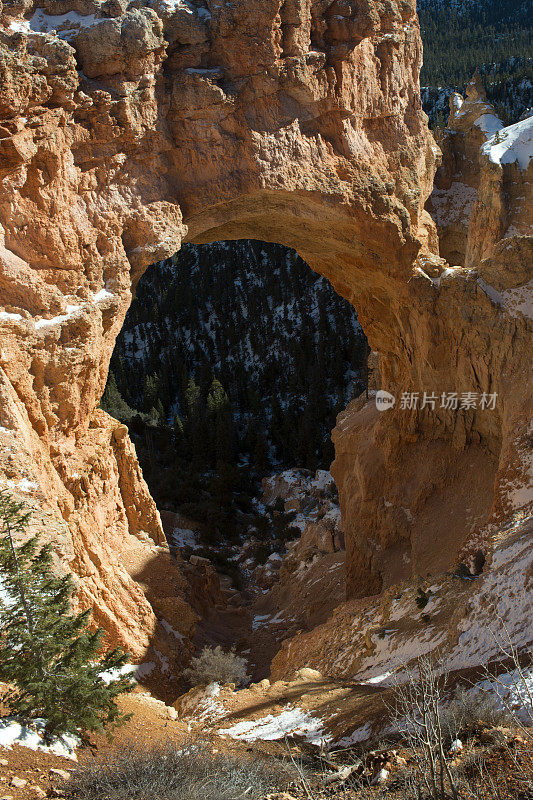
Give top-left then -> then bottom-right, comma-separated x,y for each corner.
104,243 -> 364,555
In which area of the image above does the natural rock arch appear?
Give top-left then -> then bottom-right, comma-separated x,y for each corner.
0,0 -> 531,661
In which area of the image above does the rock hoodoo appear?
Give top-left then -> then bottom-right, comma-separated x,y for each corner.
0,0 -> 531,665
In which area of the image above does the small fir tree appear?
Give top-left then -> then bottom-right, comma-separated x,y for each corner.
0,491 -> 134,740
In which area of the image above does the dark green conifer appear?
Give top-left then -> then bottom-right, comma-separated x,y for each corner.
0,492 -> 134,740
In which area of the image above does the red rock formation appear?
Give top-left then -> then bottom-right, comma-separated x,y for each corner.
0,0 -> 530,665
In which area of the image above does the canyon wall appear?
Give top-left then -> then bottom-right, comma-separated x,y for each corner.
0,0 -> 531,663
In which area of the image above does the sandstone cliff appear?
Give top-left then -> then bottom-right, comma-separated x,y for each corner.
0,0 -> 531,672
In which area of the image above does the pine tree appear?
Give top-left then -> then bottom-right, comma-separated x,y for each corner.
207,379 -> 235,464
0,491 -> 134,740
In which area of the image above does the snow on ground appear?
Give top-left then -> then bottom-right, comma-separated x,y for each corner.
1,289 -> 115,333
153,0 -> 211,18
218,706 -> 330,745
35,304 -> 82,330
28,9 -> 101,39
0,477 -> 40,494
311,470 -> 335,492
135,661 -> 156,679
161,619 -> 184,641
477,278 -> 503,305
482,115 -> 533,172
503,278 -> 533,320
429,181 -> 477,228
334,722 -> 373,747
499,436 -> 533,513
169,527 -> 199,550
446,524 -> 532,672
156,0 -> 194,13
195,683 -> 226,722
92,288 -> 114,303
355,624 -> 448,681
0,311 -> 23,322
474,113 -> 504,138
361,672 -> 393,686
469,666 -> 533,724
252,614 -> 270,631
0,719 -> 80,759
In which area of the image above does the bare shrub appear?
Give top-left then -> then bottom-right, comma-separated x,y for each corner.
388,637 -> 533,800
183,646 -> 249,687
390,655 -> 460,800
65,741 -> 285,800
440,686 -> 511,743
479,621 -> 533,741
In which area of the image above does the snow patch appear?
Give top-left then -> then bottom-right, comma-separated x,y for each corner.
482,116 -> 533,172
135,661 -> 156,679
469,666 -> 533,724
503,278 -> 533,320
219,706 -> 329,745
477,278 -> 503,306
170,527 -> 199,550
334,722 -> 373,747
0,478 -> 39,494
28,9 -> 102,39
252,614 -> 270,631
361,671 -> 393,685
8,17 -> 30,32
0,311 -> 23,322
35,304 -> 82,329
474,113 -> 504,139
429,181 -> 477,228
161,619 -> 184,640
92,288 -> 114,303
0,718 -> 79,759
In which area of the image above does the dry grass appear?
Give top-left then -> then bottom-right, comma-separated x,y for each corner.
65,740 -> 286,800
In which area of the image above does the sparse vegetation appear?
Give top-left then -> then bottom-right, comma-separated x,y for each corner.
390,656 -> 461,800
65,741 -> 285,800
415,587 -> 430,609
183,646 -> 249,687
440,686 -> 511,743
385,651 -> 533,800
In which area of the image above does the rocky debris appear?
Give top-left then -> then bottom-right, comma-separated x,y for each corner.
49,769 -> 70,781
250,469 -> 344,592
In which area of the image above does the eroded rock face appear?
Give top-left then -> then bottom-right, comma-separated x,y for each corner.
334,99 -> 532,598
0,0 -> 530,665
